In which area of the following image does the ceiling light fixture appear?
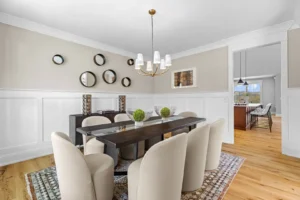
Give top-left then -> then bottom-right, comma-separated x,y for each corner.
238,51 -> 244,84
135,9 -> 171,77
243,50 -> 249,86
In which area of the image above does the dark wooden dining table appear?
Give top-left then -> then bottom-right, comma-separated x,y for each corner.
77,116 -> 206,175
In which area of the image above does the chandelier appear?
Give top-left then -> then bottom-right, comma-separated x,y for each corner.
135,9 -> 172,77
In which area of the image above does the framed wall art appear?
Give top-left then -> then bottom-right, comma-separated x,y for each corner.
171,68 -> 196,89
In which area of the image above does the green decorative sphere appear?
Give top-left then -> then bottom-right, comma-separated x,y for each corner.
160,107 -> 171,118
133,109 -> 145,122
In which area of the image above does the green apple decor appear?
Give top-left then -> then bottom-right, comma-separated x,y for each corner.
160,107 -> 171,119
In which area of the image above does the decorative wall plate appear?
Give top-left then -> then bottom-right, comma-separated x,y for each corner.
52,54 -> 64,65
94,54 -> 106,66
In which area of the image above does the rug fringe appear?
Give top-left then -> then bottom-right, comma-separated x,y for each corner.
219,157 -> 246,200
24,173 -> 33,200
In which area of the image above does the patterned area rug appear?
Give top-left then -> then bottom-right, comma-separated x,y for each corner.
25,152 -> 244,200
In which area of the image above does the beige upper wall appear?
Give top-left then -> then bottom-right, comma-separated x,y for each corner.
0,23 -> 153,93
288,28 -> 300,88
154,47 -> 228,93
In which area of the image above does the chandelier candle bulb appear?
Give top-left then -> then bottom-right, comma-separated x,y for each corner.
146,61 -> 153,71
153,51 -> 161,64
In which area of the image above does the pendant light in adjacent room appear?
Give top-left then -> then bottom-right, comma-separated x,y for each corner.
238,51 -> 244,84
243,50 -> 249,86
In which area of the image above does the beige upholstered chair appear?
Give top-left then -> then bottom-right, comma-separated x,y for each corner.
182,123 -> 210,192
128,133 -> 188,200
205,118 -> 226,170
114,114 -> 145,160
51,132 -> 114,200
82,116 -> 111,155
172,111 -> 198,136
82,116 -> 118,166
179,111 -> 198,118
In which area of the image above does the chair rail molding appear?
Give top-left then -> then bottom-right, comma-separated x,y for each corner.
0,89 -> 154,166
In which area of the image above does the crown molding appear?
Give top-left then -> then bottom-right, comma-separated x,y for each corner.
172,20 -> 296,60
0,12 -> 137,58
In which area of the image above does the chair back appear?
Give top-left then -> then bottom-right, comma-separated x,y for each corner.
262,103 -> 272,115
51,132 -> 96,200
82,116 -> 111,149
206,118 -> 225,170
137,133 -> 188,200
178,111 -> 198,118
114,113 -> 130,122
182,123 -> 210,192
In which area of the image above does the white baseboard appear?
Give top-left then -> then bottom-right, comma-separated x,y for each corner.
0,143 -> 53,166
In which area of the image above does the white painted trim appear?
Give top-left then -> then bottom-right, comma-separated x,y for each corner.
172,20 -> 294,60
276,114 -> 282,117
233,74 -> 276,81
0,12 -> 136,58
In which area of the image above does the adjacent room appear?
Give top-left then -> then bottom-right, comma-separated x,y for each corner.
233,44 -> 281,134
1,1 -> 300,200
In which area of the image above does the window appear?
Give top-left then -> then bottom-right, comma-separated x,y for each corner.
234,81 -> 262,103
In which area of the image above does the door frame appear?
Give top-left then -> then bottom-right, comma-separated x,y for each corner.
227,32 -> 288,149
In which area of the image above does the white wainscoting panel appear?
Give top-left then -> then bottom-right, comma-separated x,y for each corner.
1,90 -> 233,165
282,89 -> 300,158
0,98 -> 39,150
153,92 -> 232,144
0,90 -> 153,166
43,98 -> 82,142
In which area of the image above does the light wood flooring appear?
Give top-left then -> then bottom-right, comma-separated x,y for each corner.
1,117 -> 300,199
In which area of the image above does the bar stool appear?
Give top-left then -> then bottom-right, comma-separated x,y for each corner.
250,103 -> 273,132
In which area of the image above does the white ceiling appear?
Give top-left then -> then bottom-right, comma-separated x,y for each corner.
0,0 -> 296,57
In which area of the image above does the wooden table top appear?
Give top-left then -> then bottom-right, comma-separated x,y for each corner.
77,116 -> 206,148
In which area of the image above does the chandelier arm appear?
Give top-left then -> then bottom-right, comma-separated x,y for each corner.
156,67 -> 170,76
153,64 -> 159,75
138,68 -> 152,76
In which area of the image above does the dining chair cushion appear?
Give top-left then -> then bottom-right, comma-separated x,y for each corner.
128,133 -> 188,200
205,118 -> 225,170
182,123 -> 210,192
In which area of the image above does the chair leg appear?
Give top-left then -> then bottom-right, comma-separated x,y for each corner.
268,114 -> 272,132
250,115 -> 252,130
